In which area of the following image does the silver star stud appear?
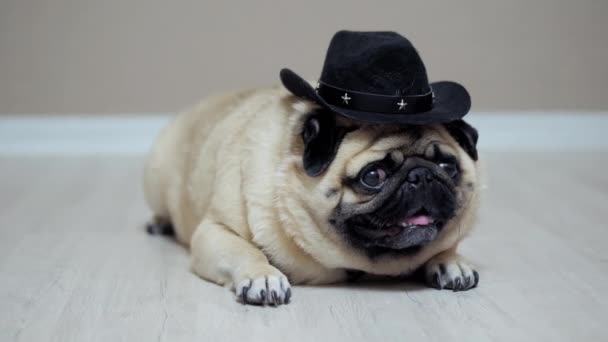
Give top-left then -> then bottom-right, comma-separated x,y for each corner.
397,99 -> 408,110
341,93 -> 351,105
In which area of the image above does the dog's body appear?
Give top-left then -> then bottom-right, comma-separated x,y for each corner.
144,85 -> 480,305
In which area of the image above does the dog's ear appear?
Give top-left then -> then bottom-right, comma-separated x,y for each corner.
444,119 -> 479,161
302,113 -> 351,176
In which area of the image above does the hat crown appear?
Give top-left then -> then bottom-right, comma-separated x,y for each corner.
320,31 -> 431,96
279,30 -> 471,125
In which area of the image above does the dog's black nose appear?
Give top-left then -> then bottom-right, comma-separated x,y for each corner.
406,167 -> 434,187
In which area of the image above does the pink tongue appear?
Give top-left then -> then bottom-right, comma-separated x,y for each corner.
402,215 -> 434,226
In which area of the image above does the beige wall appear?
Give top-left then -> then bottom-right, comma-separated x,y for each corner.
0,0 -> 607,113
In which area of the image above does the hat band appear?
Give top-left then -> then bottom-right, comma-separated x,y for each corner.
316,82 -> 433,114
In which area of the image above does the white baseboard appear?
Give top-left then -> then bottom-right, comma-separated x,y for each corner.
0,112 -> 607,155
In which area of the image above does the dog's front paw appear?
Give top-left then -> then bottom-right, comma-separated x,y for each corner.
235,272 -> 292,306
424,256 -> 479,292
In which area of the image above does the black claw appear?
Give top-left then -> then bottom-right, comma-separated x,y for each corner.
260,289 -> 266,303
454,277 -> 463,291
146,222 -> 175,236
241,280 -> 252,304
271,290 -> 279,306
439,264 -> 447,275
456,264 -> 473,290
473,270 -> 480,287
285,288 -> 292,303
431,273 -> 442,289
445,280 -> 454,290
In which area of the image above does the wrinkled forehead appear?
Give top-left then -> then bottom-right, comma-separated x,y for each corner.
340,125 -> 458,177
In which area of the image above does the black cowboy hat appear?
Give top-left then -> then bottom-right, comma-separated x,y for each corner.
280,31 -> 471,125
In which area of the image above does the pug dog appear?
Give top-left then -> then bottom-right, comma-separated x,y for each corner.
143,85 -> 480,306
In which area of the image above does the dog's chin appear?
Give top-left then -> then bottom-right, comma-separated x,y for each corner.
348,213 -> 444,256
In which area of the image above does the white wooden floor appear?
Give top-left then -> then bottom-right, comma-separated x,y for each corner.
1,152 -> 607,341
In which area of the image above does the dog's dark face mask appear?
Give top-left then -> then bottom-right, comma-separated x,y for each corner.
300,112 -> 478,257
335,152 -> 462,256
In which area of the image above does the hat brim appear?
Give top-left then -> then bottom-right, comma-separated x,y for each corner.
280,68 -> 471,125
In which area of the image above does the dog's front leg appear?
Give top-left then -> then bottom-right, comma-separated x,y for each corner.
190,218 -> 291,306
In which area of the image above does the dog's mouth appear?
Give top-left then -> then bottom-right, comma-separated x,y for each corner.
379,214 -> 436,235
350,209 -> 444,251
360,209 -> 439,235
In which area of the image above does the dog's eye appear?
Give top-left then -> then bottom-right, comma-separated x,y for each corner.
360,167 -> 387,188
438,162 -> 458,178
